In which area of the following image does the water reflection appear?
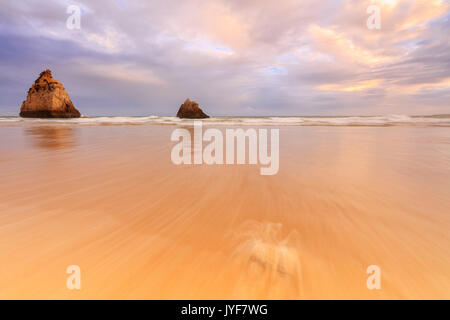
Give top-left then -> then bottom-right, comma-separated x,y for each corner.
25,126 -> 77,150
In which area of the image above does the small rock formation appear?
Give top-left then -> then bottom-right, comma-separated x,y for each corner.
176,98 -> 209,119
20,69 -> 81,118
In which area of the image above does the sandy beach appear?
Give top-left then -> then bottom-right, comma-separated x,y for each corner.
0,121 -> 449,299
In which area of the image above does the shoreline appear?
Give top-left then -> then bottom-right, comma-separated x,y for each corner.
0,115 -> 450,127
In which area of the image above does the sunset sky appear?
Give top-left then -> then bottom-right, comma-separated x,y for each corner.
0,0 -> 449,116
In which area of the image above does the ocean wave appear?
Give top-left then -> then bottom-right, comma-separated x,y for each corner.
0,115 -> 449,126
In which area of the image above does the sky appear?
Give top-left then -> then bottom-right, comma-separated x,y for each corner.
0,0 -> 449,116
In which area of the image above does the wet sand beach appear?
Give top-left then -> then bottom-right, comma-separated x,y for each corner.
0,122 -> 449,299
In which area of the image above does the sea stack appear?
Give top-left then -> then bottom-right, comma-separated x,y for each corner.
176,98 -> 209,119
20,69 -> 81,118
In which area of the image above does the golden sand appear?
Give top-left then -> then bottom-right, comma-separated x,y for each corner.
0,124 -> 449,299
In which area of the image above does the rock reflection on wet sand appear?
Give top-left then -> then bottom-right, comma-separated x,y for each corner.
25,126 -> 77,150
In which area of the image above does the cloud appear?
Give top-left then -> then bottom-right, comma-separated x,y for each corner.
308,24 -> 390,66
85,62 -> 166,85
318,79 -> 384,92
0,0 -> 449,116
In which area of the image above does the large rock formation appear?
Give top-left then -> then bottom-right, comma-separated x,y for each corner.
176,98 -> 209,119
20,69 -> 81,118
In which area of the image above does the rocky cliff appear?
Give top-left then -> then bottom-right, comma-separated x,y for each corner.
176,98 -> 209,119
20,69 -> 81,118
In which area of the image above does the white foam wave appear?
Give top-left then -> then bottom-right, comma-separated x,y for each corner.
0,115 -> 449,126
